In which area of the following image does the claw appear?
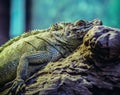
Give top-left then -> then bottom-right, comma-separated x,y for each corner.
7,79 -> 25,94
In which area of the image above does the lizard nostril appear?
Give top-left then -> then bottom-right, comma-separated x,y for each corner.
66,31 -> 71,36
76,31 -> 80,34
92,19 -> 103,25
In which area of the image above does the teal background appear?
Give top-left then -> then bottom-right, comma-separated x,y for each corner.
30,0 -> 120,29
10,0 -> 120,37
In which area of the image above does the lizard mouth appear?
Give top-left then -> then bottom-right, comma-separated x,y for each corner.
66,19 -> 103,40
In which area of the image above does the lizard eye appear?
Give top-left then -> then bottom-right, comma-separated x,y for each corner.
75,20 -> 86,26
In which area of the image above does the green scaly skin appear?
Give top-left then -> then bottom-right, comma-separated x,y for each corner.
0,19 -> 102,93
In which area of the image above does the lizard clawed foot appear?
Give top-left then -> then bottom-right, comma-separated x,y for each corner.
7,79 -> 26,94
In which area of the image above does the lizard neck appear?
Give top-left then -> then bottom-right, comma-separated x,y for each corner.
35,36 -> 66,58
54,35 -> 80,54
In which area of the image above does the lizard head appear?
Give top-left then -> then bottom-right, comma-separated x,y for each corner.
50,19 -> 102,50
65,19 -> 102,41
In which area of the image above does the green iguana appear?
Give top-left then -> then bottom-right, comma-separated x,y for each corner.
0,19 -> 102,93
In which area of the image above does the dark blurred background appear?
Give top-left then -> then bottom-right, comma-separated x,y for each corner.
0,0 -> 120,45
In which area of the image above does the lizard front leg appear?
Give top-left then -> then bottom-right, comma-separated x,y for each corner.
8,50 -> 53,94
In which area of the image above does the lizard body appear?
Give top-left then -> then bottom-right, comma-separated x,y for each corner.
0,19 -> 102,93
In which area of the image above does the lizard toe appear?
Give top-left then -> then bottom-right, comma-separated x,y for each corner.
7,79 -> 26,95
